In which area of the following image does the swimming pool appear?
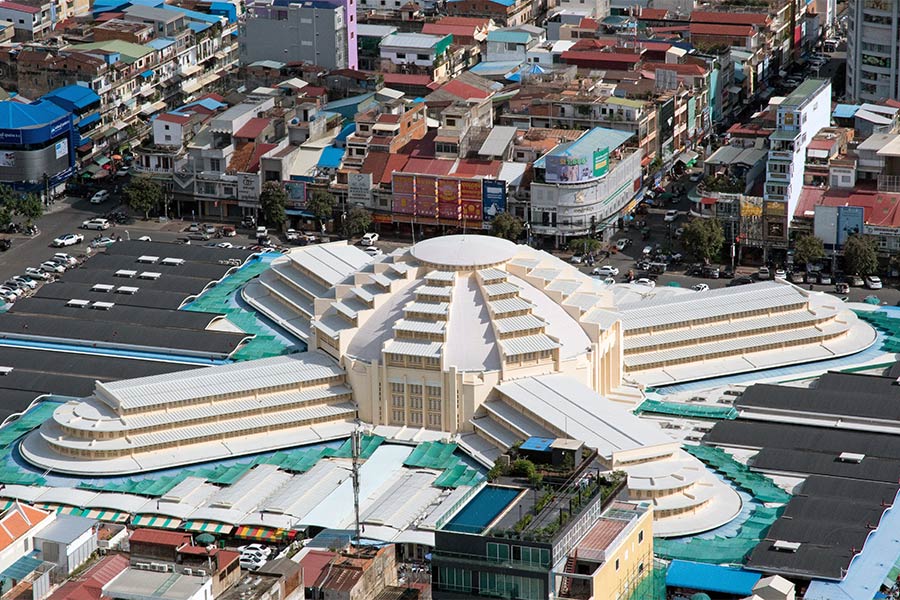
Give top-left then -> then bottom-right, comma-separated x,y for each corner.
443,485 -> 521,534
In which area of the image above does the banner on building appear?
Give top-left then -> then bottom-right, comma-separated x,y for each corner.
393,195 -> 414,214
393,173 -> 415,195
482,180 -> 507,222
348,172 -> 372,205
0,152 -> 15,167
461,200 -> 482,221
284,181 -> 307,205
55,139 -> 68,160
592,148 -> 609,178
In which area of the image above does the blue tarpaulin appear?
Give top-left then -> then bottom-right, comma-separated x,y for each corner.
77,112 -> 100,129
666,560 -> 761,596
520,437 -> 554,452
317,146 -> 345,169
140,70 -> 154,78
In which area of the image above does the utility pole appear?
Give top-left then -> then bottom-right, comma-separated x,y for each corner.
351,428 -> 362,551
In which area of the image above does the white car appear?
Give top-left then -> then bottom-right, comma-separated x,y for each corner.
364,246 -> 383,256
865,275 -> 883,290
0,285 -> 22,298
692,283 -> 709,292
0,288 -> 16,303
570,255 -> 583,264
757,266 -> 771,280
90,190 -> 109,204
216,242 -> 234,248
24,268 -> 51,281
81,218 -> 110,230
256,226 -> 268,239
664,210 -> 679,222
239,556 -> 265,571
53,253 -> 78,266
361,232 -> 379,246
238,544 -> 271,558
592,265 -> 619,277
615,239 -> 629,251
52,233 -> 84,247
634,278 -> 656,288
774,268 -> 787,279
285,229 -> 300,242
11,276 -> 37,290
40,261 -> 65,273
138,236 -> 152,242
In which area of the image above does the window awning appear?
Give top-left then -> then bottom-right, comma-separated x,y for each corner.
57,506 -> 88,516
676,150 -> 699,165
184,520 -> 234,534
141,100 -> 167,116
182,80 -> 203,95
140,69 -> 154,79
728,85 -> 742,94
234,525 -> 285,541
82,509 -> 128,522
0,554 -> 42,582
77,112 -> 101,129
701,196 -> 718,205
132,515 -> 182,529
285,209 -> 315,217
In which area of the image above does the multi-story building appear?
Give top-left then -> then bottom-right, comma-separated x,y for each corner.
765,79 -> 832,242
378,32 -> 454,83
443,0 -> 533,27
529,127 -> 643,245
0,0 -> 90,41
846,0 -> 900,102
240,0 -> 358,70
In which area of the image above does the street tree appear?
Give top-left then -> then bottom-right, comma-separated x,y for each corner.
343,205 -> 372,238
14,193 -> 43,226
682,217 -> 724,264
259,181 -> 287,226
570,237 -> 601,257
123,175 -> 163,220
793,234 -> 825,266
843,234 -> 878,275
491,211 -> 524,241
307,190 -> 335,233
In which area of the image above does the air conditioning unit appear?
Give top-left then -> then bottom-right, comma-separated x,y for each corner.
183,568 -> 193,575
195,569 -> 207,576
135,562 -> 151,570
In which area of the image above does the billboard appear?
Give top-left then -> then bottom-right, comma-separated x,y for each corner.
461,200 -> 482,221
836,205 -> 864,247
284,181 -> 307,205
593,148 -> 609,178
545,154 -> 594,184
459,179 -> 482,200
393,173 -> 415,195
482,180 -> 506,222
393,195 -> 414,214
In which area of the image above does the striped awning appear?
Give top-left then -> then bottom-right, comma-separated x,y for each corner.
132,515 -> 182,529
234,526 -> 284,541
58,506 -> 88,517
82,509 -> 129,522
184,520 -> 233,535
0,500 -> 13,512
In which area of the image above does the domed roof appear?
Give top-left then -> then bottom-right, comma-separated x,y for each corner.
409,235 -> 518,269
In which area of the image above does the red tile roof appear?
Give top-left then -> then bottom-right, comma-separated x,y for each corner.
561,51 -> 643,65
690,22 -> 755,37
577,17 -> 599,29
570,38 -> 617,50
422,23 -> 480,38
156,112 -> 191,125
642,61 -> 707,76
404,157 -> 455,176
639,41 -> 673,52
1,2 -> 41,14
690,10 -> 769,25
360,151 -> 390,177
794,186 -> 900,226
48,554 -> 129,600
383,73 -> 434,86
300,550 -> 335,588
453,159 -> 502,178
382,153 -> 411,184
434,16 -> 490,26
807,138 -> 836,151
638,7 -> 669,19
440,79 -> 491,100
129,528 -> 192,548
248,142 -> 277,173
234,117 -> 270,139
0,503 -> 52,551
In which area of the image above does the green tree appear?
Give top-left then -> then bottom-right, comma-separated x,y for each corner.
259,181 -> 287,226
14,193 -> 43,226
843,234 -> 878,275
682,217 -> 724,263
793,234 -> 825,266
123,175 -> 163,220
343,205 -> 372,238
570,237 -> 601,256
306,190 -> 335,233
491,211 -> 524,241
0,204 -> 11,230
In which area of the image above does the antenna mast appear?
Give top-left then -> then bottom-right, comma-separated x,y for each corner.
351,428 -> 362,551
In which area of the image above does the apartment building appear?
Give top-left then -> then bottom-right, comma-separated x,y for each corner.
846,0 -> 900,101
765,79 -> 832,239
0,0 -> 90,41
378,32 -> 455,82
240,0 -> 358,70
443,0 -> 533,27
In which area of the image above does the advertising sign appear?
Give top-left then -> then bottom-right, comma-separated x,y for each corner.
461,200 -> 482,222
416,176 -> 437,199
348,172 -> 372,205
55,139 -> 68,159
393,173 -> 415,195
393,195 -> 414,214
0,152 -> 15,168
482,180 -> 507,222
238,173 -> 259,202
437,178 -> 458,203
592,148 -> 609,178
836,205 -> 864,247
459,179 -> 482,200
284,181 -> 307,206
416,197 -> 438,218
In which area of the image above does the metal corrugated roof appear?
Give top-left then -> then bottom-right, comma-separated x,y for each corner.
405,302 -> 449,315
383,340 -> 443,358
489,297 -> 532,315
99,353 -> 344,411
499,334 -> 559,356
394,319 -> 446,334
494,314 -> 546,334
483,282 -> 519,297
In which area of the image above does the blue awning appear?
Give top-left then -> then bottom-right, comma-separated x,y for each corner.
1,554 -> 42,581
286,209 -> 315,217
666,560 -> 761,596
78,136 -> 93,147
140,70 -> 154,79
77,112 -> 101,129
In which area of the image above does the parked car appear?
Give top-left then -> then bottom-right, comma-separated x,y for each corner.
204,223 -> 216,235
238,544 -> 271,558
757,266 -> 771,280
642,245 -> 653,256
615,238 -> 630,251
188,222 -> 200,232
834,282 -> 850,294
817,272 -> 833,285
222,226 -> 236,237
0,289 -> 16,303
664,210 -> 679,222
865,275 -> 883,290
90,190 -> 110,204
24,268 -> 51,280
52,233 -> 84,247
689,172 -> 703,182
81,218 -> 110,230
774,268 -> 787,279
570,254 -> 583,264
239,556 -> 265,571
39,261 -> 65,274
692,283 -> 709,292
53,253 -> 78,266
216,242 -> 234,249
10,276 -> 37,290
138,236 -> 152,242
285,229 -> 300,242
0,238 -> 10,251
702,265 -> 720,279
673,227 -> 684,239
361,232 -> 379,246
90,237 -> 117,248
634,278 -> 656,288
363,246 -> 383,256
592,265 -> 619,277
728,276 -> 755,287
789,271 -> 806,284
848,275 -> 865,287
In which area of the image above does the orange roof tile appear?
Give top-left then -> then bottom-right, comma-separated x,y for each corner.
690,10 -> 769,25
0,503 -> 52,551
690,22 -> 755,37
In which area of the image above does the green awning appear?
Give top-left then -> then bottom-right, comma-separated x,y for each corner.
95,156 -> 110,166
